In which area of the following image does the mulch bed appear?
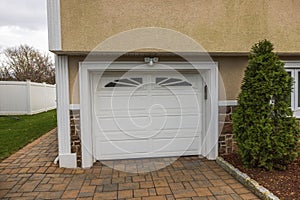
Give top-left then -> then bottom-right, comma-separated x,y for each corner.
222,153 -> 300,200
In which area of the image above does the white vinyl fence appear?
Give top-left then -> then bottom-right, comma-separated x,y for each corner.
0,80 -> 56,115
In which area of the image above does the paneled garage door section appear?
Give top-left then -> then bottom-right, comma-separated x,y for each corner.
92,72 -> 203,160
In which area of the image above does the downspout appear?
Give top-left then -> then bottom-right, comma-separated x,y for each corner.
54,156 -> 59,164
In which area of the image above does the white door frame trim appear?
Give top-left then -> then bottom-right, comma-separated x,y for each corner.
79,61 -> 218,168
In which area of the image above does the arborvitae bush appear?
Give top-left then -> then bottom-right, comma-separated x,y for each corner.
233,40 -> 299,170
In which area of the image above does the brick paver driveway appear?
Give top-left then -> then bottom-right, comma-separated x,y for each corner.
0,129 -> 259,200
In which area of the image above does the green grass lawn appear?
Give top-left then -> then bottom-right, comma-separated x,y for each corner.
0,110 -> 57,161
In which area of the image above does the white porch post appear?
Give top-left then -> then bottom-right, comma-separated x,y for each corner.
55,55 -> 77,168
47,0 -> 62,51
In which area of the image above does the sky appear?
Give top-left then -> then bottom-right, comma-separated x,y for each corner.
0,0 -> 49,53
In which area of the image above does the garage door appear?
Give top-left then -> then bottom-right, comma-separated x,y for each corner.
92,72 -> 203,160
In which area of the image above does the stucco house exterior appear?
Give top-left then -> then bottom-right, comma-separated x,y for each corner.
47,0 -> 300,168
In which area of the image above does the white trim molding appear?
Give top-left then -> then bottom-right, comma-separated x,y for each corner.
69,104 -> 80,111
47,0 -> 62,51
55,55 -> 77,168
218,100 -> 238,106
284,61 -> 300,68
205,64 -> 219,160
80,61 -> 218,71
79,61 -> 219,168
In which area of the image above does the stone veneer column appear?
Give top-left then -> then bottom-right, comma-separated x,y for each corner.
218,105 -> 237,155
70,110 -> 82,167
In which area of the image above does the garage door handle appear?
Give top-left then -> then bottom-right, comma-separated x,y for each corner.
204,85 -> 208,100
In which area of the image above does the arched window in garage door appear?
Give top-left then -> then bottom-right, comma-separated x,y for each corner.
156,77 -> 192,86
104,78 -> 143,87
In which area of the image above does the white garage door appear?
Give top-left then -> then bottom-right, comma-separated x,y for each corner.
92,72 -> 203,160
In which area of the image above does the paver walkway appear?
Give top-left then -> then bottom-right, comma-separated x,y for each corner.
0,129 -> 259,200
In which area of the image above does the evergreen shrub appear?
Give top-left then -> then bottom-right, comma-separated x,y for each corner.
233,40 -> 299,170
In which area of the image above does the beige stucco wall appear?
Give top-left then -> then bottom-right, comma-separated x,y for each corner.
68,56 -> 83,105
215,56 -> 247,100
68,55 -> 249,104
60,0 -> 300,53
68,55 -> 300,104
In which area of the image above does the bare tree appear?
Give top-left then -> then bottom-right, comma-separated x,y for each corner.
0,45 -> 55,84
0,66 -> 13,81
